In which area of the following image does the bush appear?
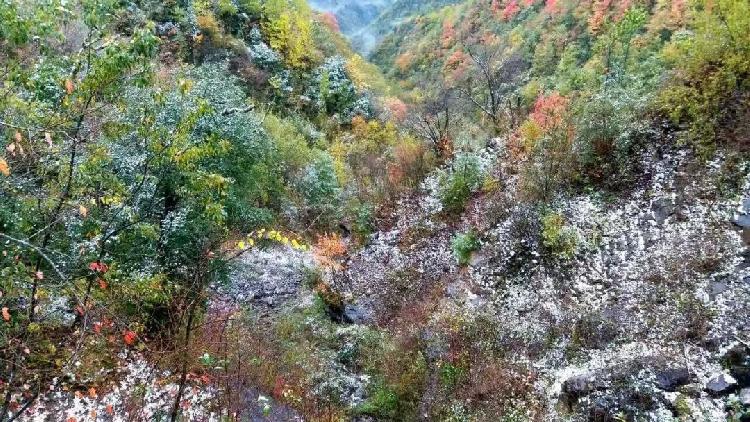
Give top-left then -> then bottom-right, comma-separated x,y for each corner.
452,231 -> 480,266
660,0 -> 750,156
540,212 -> 577,259
438,154 -> 484,214
298,154 -> 342,227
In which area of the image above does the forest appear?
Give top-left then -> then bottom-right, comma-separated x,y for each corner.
0,0 -> 749,420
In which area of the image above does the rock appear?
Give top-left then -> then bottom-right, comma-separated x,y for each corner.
734,214 -> 750,229
561,374 -> 600,407
740,388 -> 750,406
342,303 -> 372,324
652,197 -> 676,225
655,367 -> 692,391
708,280 -> 729,299
705,373 -> 737,395
723,344 -> 750,387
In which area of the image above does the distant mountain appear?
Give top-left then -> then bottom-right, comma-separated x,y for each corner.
308,0 -> 397,55
309,0 -> 460,56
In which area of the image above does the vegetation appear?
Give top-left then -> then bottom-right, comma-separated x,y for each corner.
452,231 -> 481,265
1,0 -> 748,420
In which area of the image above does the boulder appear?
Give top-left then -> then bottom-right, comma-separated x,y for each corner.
654,367 -> 692,391
723,344 -> 750,387
740,388 -> 750,406
561,374 -> 601,408
705,373 -> 737,395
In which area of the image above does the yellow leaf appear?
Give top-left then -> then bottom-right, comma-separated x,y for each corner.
0,158 -> 8,176
237,240 -> 246,250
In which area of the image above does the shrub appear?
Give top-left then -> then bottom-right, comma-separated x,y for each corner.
438,154 -> 484,214
352,202 -> 375,241
298,154 -> 342,227
452,231 -> 480,266
660,0 -> 750,156
540,212 -> 578,259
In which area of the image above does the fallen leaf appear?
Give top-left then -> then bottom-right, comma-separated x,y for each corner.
2,307 -> 9,322
13,131 -> 21,142
97,278 -> 107,290
6,143 -> 16,154
44,132 -> 53,146
0,158 -> 9,177
105,404 -> 114,415
79,205 -> 88,218
93,322 -> 102,333
35,271 -> 44,280
88,387 -> 97,398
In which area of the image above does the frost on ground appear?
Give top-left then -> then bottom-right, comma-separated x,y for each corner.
21,353 -> 217,421
330,144 -> 750,420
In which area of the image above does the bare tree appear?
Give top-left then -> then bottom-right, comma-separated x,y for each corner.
408,87 -> 457,160
458,40 -> 528,134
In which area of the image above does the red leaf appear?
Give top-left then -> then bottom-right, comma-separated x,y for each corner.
97,278 -> 108,290
93,322 -> 102,334
123,331 -> 137,346
88,261 -> 109,273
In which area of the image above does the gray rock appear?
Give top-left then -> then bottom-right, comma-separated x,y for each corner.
652,197 -> 676,225
343,303 -> 373,324
734,214 -> 750,229
655,367 -> 692,391
705,373 -> 737,395
708,280 -> 729,299
740,388 -> 750,406
561,374 -> 601,407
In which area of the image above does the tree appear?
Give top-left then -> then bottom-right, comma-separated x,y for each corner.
457,38 -> 528,133
408,88 -> 457,160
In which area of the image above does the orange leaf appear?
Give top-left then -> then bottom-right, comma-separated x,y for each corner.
97,278 -> 107,290
66,417 -> 77,422
88,387 -> 97,398
2,307 -> 10,322
65,79 -> 74,95
0,158 -> 9,177
123,330 -> 137,345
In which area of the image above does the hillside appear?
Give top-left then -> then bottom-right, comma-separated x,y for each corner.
1,0 -> 750,421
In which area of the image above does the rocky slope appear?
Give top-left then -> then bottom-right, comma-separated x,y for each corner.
325,139 -> 750,420
226,138 -> 750,420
